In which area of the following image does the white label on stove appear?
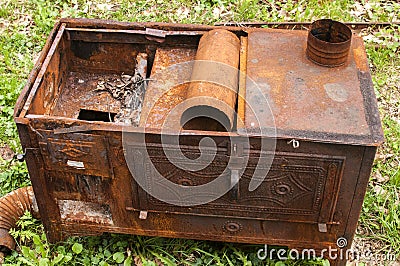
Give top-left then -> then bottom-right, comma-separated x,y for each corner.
67,160 -> 85,169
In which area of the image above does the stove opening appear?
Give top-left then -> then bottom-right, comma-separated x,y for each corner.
78,109 -> 116,122
181,105 -> 229,132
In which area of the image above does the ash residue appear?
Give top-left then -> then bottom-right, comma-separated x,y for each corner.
95,72 -> 145,126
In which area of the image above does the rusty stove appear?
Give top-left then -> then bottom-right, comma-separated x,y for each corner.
11,19 -> 383,265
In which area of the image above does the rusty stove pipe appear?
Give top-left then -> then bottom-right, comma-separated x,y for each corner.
181,29 -> 240,131
0,186 -> 39,253
306,19 -> 352,67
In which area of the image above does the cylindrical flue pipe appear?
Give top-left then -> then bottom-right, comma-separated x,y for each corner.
306,19 -> 352,67
181,29 -> 240,132
0,186 -> 39,252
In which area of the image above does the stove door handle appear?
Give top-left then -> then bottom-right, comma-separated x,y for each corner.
229,169 -> 240,201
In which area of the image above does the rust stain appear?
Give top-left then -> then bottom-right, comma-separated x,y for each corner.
237,36 -> 248,128
353,46 -> 369,72
150,213 -> 174,232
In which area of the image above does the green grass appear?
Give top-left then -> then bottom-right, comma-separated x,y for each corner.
358,24 -> 400,256
0,0 -> 399,265
3,213 -> 330,266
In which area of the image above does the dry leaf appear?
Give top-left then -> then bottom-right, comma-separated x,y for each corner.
373,170 -> 389,183
97,3 -> 114,11
134,256 -> 143,266
373,185 -> 387,196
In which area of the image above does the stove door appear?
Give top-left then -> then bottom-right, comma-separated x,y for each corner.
125,134 -> 344,227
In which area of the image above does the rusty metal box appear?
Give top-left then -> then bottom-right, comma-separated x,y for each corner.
14,19 -> 383,265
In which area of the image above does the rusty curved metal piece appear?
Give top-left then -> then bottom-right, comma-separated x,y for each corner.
182,29 -> 240,131
0,186 -> 39,252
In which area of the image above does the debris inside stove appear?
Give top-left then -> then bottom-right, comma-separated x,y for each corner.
95,71 -> 145,126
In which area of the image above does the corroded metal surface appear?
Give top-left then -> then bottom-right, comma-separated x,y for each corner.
0,186 -> 38,252
139,47 -> 196,130
242,28 -> 383,145
12,19 -> 384,266
52,72 -> 122,118
182,29 -> 240,131
20,23 -> 66,117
